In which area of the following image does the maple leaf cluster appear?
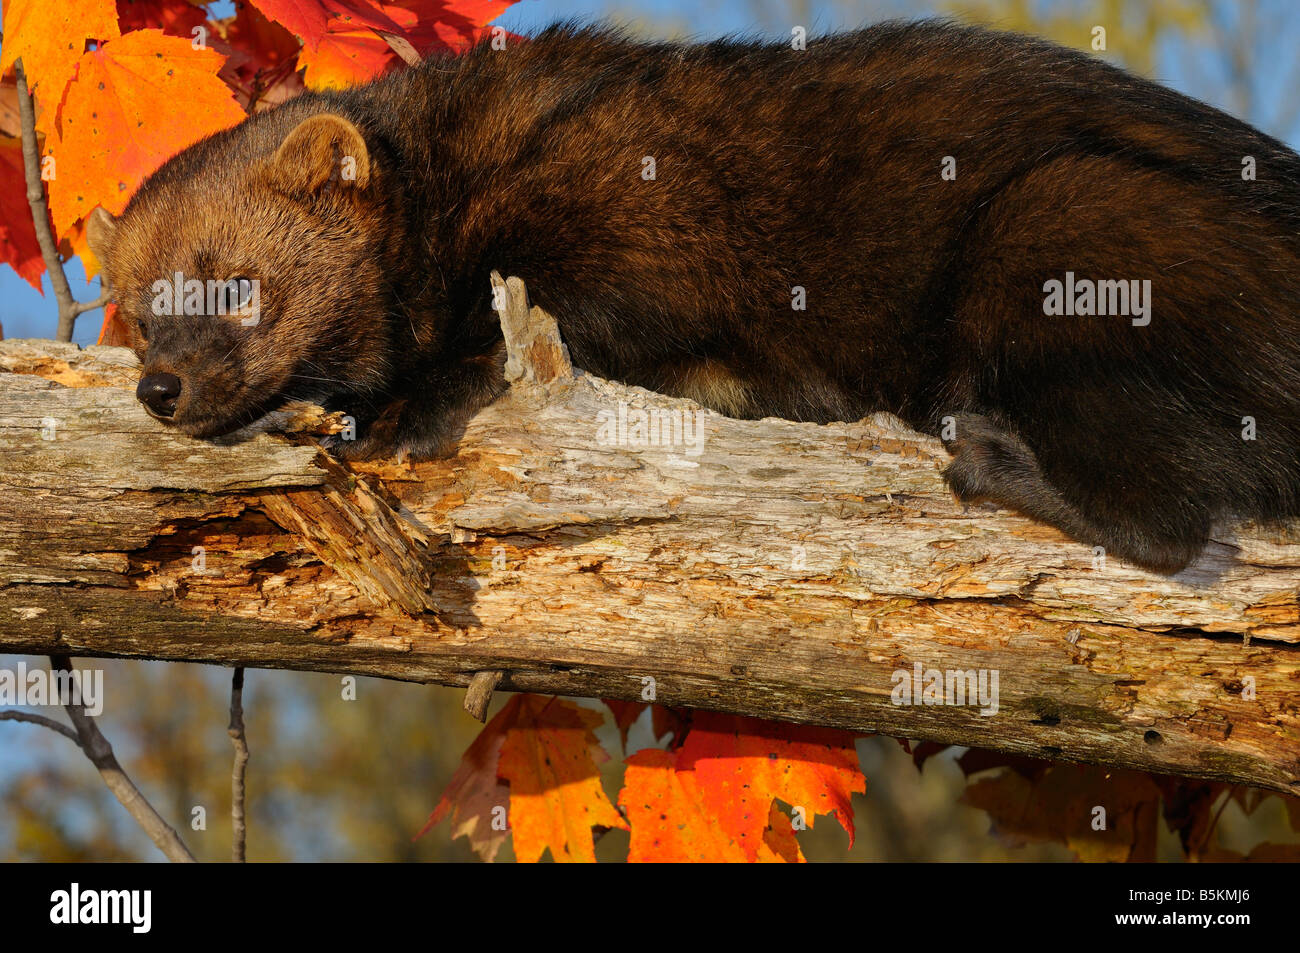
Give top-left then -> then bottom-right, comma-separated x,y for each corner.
427,696 -> 1300,863
0,0 -> 513,336
421,696 -> 868,863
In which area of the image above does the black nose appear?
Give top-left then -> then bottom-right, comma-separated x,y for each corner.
137,373 -> 182,418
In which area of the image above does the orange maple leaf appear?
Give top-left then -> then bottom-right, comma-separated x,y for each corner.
116,0 -> 211,38
297,0 -> 512,90
0,0 -> 121,99
1,75 -> 27,137
675,713 -> 865,861
213,2 -> 304,112
760,801 -> 805,863
620,747 -> 806,862
249,0 -> 405,51
298,27 -> 400,90
495,695 -> 627,863
58,214 -> 102,282
601,700 -> 685,751
414,0 -> 514,50
46,29 -> 246,236
416,697 -> 513,862
96,302 -> 130,346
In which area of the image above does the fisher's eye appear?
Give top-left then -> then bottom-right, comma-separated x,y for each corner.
217,276 -> 257,315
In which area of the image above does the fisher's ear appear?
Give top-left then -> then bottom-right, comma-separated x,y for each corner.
264,113 -> 372,198
86,206 -> 119,267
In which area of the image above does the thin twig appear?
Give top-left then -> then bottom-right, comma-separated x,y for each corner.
0,709 -> 81,744
71,287 -> 112,317
378,30 -> 422,66
49,655 -> 197,863
228,667 -> 249,863
14,60 -> 110,342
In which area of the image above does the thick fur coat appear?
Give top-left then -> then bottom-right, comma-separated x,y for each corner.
88,21 -> 1300,573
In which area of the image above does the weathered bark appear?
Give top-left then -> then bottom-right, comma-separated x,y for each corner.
1,275 -> 1298,793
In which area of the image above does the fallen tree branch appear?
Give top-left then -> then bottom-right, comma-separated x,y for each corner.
0,277 -> 1298,794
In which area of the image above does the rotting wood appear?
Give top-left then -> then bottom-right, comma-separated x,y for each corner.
1,274 -> 1297,793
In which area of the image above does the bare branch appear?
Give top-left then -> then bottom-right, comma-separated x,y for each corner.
0,709 -> 81,745
377,30 -> 422,66
228,667 -> 249,863
14,61 -> 110,343
49,655 -> 197,863
71,287 -> 113,318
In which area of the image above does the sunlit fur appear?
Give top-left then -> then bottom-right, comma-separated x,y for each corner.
92,20 -> 1300,573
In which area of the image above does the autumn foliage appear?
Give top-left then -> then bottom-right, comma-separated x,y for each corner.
0,0 -> 512,339
419,697 -> 1300,863
420,697 -> 867,863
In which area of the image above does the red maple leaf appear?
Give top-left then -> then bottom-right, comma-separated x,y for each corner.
0,136 -> 45,290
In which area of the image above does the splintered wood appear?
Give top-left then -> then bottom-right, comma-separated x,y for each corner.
1,277 -> 1297,793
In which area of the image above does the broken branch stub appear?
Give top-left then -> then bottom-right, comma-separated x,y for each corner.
491,271 -> 573,389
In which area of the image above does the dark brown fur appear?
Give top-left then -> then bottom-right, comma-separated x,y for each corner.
88,20 -> 1300,573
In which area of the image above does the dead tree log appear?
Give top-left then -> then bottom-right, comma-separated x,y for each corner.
1,275 -> 1298,793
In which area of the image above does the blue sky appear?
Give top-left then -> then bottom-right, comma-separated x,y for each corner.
2,0 -> 1298,340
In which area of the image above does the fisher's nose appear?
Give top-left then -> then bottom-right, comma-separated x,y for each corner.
137,372 -> 182,419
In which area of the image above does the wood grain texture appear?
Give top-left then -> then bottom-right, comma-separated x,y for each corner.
1,277 -> 1297,794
